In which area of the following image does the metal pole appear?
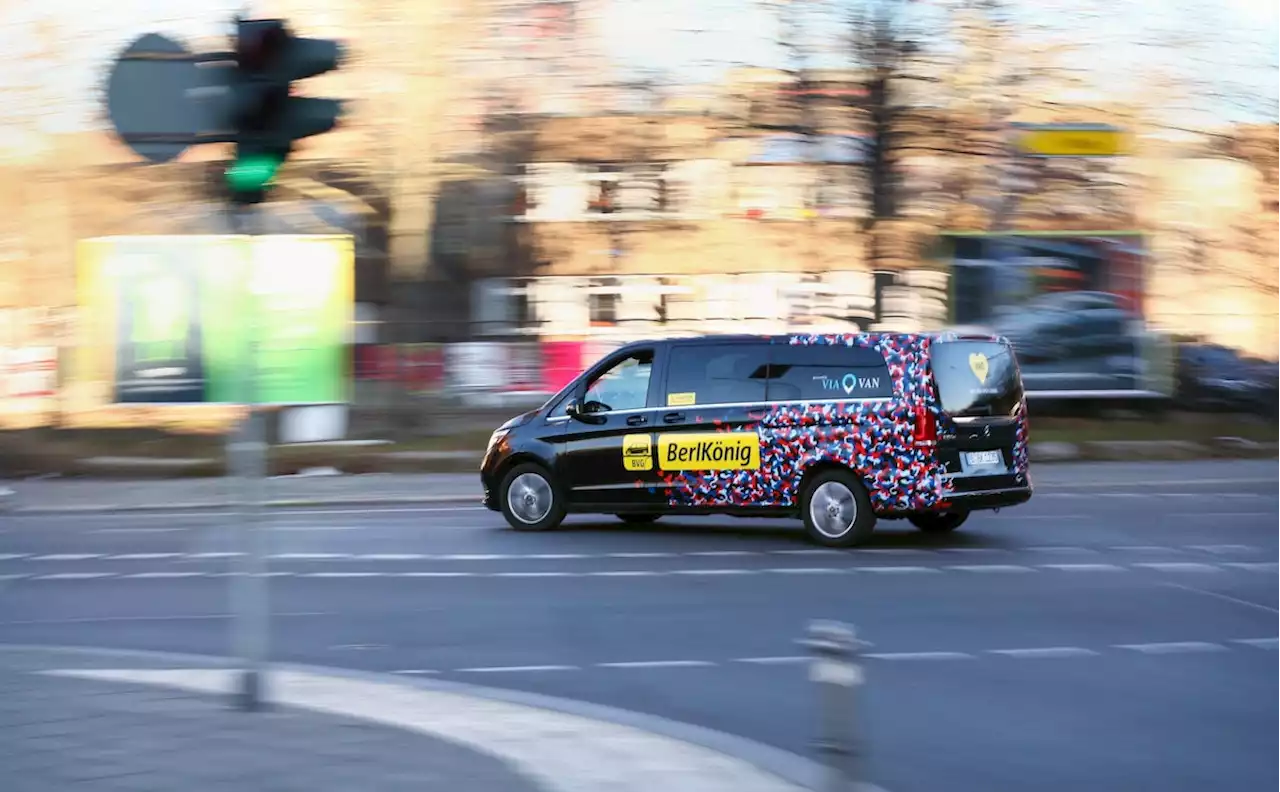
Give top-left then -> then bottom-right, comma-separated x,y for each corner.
799,620 -> 867,792
228,204 -> 270,712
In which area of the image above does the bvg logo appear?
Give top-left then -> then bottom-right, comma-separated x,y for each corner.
622,434 -> 653,471
658,432 -> 760,471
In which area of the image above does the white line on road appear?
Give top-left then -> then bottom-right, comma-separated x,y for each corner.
864,652 -> 974,661
946,565 -> 1034,573
1188,544 -> 1261,554
1,612 -> 332,625
31,554 -> 101,561
934,547 -> 1008,554
304,572 -> 385,578
734,656 -> 808,665
90,528 -> 187,534
586,570 -> 661,577
1134,562 -> 1223,573
671,569 -> 754,576
1233,638 -> 1280,649
457,665 -> 580,673
852,566 -> 939,574
1162,582 -> 1280,615
852,548 -> 927,555
398,571 -> 476,578
687,550 -> 759,557
598,660 -> 716,669
988,647 -> 1100,659
1115,641 -> 1228,654
607,552 -> 676,559
439,554 -> 512,561
1026,546 -> 1100,554
33,572 -> 114,579
769,549 -> 841,556
528,554 -> 588,560
1222,562 -> 1279,572
106,553 -> 183,560
0,554 -> 29,560
187,552 -> 243,559
764,567 -> 844,574
122,572 -> 204,579
391,669 -> 438,675
1039,564 -> 1125,572
272,553 -> 349,560
355,554 -> 428,561
492,571 -> 576,578
1110,546 -> 1180,553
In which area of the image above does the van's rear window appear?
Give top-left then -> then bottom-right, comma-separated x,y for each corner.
930,340 -> 1023,417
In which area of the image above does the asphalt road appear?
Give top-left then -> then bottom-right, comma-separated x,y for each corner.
2,461 -> 1277,792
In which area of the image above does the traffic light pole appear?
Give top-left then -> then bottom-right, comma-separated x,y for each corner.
228,205 -> 271,713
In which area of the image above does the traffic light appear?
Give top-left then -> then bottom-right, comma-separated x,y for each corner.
226,18 -> 344,203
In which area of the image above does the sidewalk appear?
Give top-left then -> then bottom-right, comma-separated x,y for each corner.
0,646 -> 815,792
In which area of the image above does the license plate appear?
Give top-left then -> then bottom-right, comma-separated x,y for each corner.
964,450 -> 1002,467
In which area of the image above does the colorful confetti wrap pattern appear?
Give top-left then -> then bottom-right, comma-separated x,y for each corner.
660,333 -> 1029,513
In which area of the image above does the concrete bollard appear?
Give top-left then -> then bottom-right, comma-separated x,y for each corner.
799,620 -> 867,792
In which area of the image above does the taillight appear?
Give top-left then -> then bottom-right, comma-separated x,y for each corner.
912,404 -> 937,448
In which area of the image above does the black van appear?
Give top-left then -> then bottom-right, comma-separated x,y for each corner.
481,332 -> 1032,546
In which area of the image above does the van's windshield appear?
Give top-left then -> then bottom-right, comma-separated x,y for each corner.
930,339 -> 1023,417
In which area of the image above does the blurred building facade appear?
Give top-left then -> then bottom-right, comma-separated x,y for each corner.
0,0 -> 1275,374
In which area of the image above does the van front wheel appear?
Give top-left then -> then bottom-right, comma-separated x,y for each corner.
909,512 -> 969,533
801,469 -> 876,547
499,463 -> 566,532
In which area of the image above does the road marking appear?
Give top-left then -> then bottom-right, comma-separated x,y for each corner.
528,554 -> 588,560
934,547 -> 1007,554
391,669 -> 438,675
272,525 -> 362,532
457,665 -> 580,673
734,656 -> 808,665
1,611 -> 330,626
1162,582 -> 1280,614
946,565 -> 1034,573
0,554 -> 29,560
1134,562 -> 1222,573
1039,564 -> 1125,572
355,554 -> 428,561
769,549 -> 841,556
586,570 -> 661,577
988,647 -> 1099,659
122,571 -> 204,579
607,552 -> 675,559
1222,562 -> 1279,572
492,571 -> 576,578
853,548 -> 926,555
31,554 -> 101,561
106,553 -> 183,560
398,571 -> 475,578
864,652 -> 974,661
34,572 -> 114,579
272,553 -> 349,560
0,574 -> 29,580
188,552 -> 243,559
687,550 -> 759,557
439,554 -> 511,561
672,568 -> 754,576
304,571 -> 384,578
1233,638 -> 1279,649
852,566 -> 939,574
1026,546 -> 1099,554
598,660 -> 716,669
1115,641 -> 1228,654
1110,546 -> 1179,553
764,567 -> 844,575
1188,544 -> 1264,554
91,527 -> 187,534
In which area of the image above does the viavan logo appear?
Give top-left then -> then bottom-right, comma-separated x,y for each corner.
813,373 -> 882,396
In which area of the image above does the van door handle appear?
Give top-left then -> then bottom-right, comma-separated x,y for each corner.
625,414 -> 647,426
662,412 -> 684,424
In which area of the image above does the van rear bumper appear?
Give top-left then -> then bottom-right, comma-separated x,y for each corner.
941,484 -> 1033,512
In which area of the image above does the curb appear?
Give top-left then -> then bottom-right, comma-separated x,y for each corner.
0,643 -> 843,792
9,495 -> 483,515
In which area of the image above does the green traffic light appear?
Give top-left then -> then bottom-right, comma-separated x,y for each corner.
226,154 -> 283,192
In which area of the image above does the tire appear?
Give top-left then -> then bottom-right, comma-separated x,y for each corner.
615,514 -> 661,524
800,468 -> 876,547
909,512 -> 969,533
498,463 -> 566,532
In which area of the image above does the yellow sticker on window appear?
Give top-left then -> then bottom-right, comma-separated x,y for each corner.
622,434 -> 653,471
658,432 -> 760,471
667,392 -> 697,406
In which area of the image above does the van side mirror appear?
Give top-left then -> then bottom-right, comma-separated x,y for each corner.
565,398 -> 606,424
565,399 -> 583,418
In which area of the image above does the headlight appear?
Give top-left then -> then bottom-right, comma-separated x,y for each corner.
486,429 -> 509,456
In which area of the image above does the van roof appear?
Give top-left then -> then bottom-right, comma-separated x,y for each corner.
609,331 -> 1008,353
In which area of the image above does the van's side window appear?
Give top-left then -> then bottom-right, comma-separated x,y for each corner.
577,350 -> 653,413
766,345 -> 894,401
665,344 -> 770,406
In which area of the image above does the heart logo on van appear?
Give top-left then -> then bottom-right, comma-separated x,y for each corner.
968,353 -> 989,384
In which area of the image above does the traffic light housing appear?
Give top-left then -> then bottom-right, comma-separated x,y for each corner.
226,18 -> 344,203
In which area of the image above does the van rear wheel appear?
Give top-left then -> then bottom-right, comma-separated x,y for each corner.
801,468 -> 876,547
909,512 -> 969,533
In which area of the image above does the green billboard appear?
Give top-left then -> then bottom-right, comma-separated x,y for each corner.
75,235 -> 353,405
